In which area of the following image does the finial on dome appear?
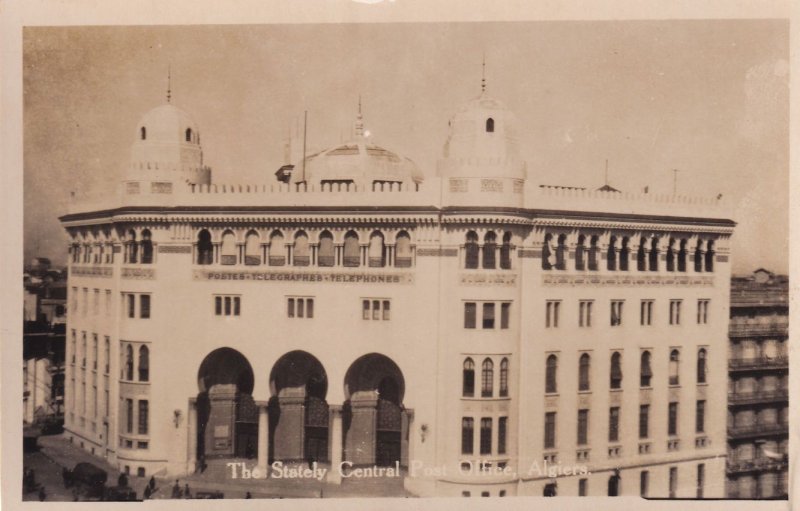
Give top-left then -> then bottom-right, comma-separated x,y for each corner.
481,54 -> 486,93
167,64 -> 172,104
354,95 -> 364,137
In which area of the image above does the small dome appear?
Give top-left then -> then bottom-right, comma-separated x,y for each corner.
135,104 -> 200,145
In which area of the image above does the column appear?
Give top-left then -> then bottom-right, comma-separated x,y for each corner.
257,404 -> 269,474
187,399 -> 197,474
328,406 -> 343,484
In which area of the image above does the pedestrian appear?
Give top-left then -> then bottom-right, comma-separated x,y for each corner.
118,472 -> 128,487
184,483 -> 191,499
144,485 -> 151,499
62,467 -> 70,488
198,455 -> 206,474
245,491 -> 251,499
148,475 -> 156,492
171,479 -> 181,499
38,486 -> 46,501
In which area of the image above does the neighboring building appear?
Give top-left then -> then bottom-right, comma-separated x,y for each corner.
727,269 -> 789,499
23,268 -> 67,426
59,83 -> 735,497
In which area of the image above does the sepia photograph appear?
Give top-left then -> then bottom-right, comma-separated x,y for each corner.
4,1 -> 792,508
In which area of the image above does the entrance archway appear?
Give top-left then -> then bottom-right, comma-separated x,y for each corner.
196,348 -> 257,460
268,351 -> 329,464
343,353 -> 407,467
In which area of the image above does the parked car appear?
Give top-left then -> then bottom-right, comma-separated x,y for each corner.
70,462 -> 107,500
105,485 -> 137,501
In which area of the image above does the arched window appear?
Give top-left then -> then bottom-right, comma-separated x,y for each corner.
269,230 -> 286,266
220,230 -> 237,265
483,231 -> 497,269
610,352 -> 622,389
140,229 -> 153,264
465,231 -> 479,269
575,235 -> 586,271
395,231 -> 412,267
185,128 -> 192,142
607,236 -> 618,271
500,232 -> 512,270
294,231 -> 310,266
619,237 -> 630,271
500,358 -> 509,397
678,239 -> 688,272
666,238 -> 676,272
545,355 -> 558,394
140,126 -> 146,140
318,231 -> 334,267
343,231 -> 360,267
542,233 -> 554,270
608,475 -> 620,497
127,230 -> 138,264
705,240 -> 715,272
125,344 -> 134,381
486,118 -> 495,133
138,345 -> 149,382
694,240 -> 704,272
669,350 -> 680,386
579,353 -> 591,391
481,358 -> 494,398
637,237 -> 647,271
588,235 -> 599,271
640,351 -> 652,387
555,234 -> 567,270
648,237 -> 659,271
368,231 -> 386,267
543,483 -> 557,497
197,229 -> 213,265
244,230 -> 260,265
463,358 -> 475,397
697,349 -> 707,384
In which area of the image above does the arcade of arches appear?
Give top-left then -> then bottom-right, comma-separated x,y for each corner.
190,349 -> 411,479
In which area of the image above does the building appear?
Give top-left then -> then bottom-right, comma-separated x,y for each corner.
726,269 -> 789,499
58,81 -> 735,497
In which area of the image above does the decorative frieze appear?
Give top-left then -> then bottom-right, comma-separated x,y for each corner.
192,269 -> 414,284
416,248 -> 458,257
70,266 -> 113,278
460,273 -> 517,287
542,274 -> 714,287
518,249 -> 540,258
158,245 -> 192,254
122,268 -> 155,280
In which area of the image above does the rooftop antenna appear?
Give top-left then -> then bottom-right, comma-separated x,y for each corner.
166,65 -> 172,104
481,54 -> 486,93
354,95 -> 364,137
672,168 -> 680,195
302,111 -> 308,182
604,159 -> 609,187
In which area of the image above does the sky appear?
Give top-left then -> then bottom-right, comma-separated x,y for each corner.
23,20 -> 789,274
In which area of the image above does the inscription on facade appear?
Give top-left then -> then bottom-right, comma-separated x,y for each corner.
158,245 -> 192,254
460,273 -> 517,287
542,274 -> 714,287
480,178 -> 503,192
193,269 -> 414,284
122,268 -> 155,280
151,181 -> 173,194
70,266 -> 113,278
416,248 -> 458,257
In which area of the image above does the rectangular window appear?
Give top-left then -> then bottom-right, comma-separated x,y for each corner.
138,400 -> 148,435
669,467 -> 678,498
639,405 -> 649,439
640,299 -> 653,325
577,409 -> 589,445
139,295 -> 151,319
498,417 -> 507,455
500,303 -> 510,329
544,412 -> 556,449
127,294 -> 135,318
696,464 -> 705,498
640,471 -> 649,497
104,389 -> 109,417
288,297 -> 314,319
578,478 -> 588,497
479,418 -> 492,455
105,290 -> 111,316
363,299 -> 390,321
697,299 -> 709,324
668,402 -> 678,436
71,286 -> 78,314
669,300 -> 682,325
93,289 -> 100,315
461,418 -> 474,455
609,407 -> 620,442
126,398 -> 133,434
92,335 -> 98,371
482,303 -> 495,329
288,298 -> 295,318
214,295 -> 241,316
610,300 -> 624,326
546,300 -> 560,328
82,288 -> 88,316
579,300 -> 593,327
104,337 -> 110,374
695,400 -> 705,433
307,298 -> 315,318
464,302 -> 477,329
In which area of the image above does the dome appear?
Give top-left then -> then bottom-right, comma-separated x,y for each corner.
135,104 -> 200,145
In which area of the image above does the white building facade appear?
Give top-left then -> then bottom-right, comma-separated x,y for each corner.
60,88 -> 734,497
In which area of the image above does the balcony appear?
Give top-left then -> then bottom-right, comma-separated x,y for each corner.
728,421 -> 788,439
728,388 -> 788,406
729,318 -> 788,338
729,355 -> 788,371
293,256 -> 310,267
727,457 -> 788,474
